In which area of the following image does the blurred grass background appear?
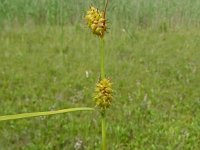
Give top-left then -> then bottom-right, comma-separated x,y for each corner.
0,0 -> 200,149
0,0 -> 200,28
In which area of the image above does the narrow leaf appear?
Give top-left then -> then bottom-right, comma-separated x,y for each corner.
0,107 -> 94,122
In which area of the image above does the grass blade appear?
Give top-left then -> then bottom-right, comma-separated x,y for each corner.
0,107 -> 94,122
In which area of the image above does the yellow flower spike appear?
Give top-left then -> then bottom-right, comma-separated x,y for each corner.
94,78 -> 113,110
85,6 -> 107,38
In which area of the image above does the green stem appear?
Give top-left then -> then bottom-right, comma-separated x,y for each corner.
100,38 -> 106,150
102,113 -> 106,150
100,1 -> 109,149
60,0 -> 64,51
100,38 -> 105,79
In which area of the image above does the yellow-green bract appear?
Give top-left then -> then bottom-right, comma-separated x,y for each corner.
0,107 -> 94,122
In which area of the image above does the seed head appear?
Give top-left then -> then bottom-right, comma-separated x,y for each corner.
85,6 -> 107,38
94,78 -> 113,110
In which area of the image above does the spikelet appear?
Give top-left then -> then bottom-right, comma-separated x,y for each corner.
85,6 -> 107,38
94,78 -> 113,110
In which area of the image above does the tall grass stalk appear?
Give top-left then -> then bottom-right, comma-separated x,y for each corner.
60,0 -> 64,51
100,38 -> 105,79
100,1 -> 109,149
100,38 -> 106,150
101,112 -> 106,150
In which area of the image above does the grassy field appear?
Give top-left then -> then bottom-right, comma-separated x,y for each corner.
0,0 -> 200,149
1,0 -> 200,28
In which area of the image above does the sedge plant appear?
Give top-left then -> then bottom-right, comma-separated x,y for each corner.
85,0 -> 113,150
0,0 -> 112,149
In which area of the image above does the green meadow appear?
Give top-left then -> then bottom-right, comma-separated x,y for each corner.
0,0 -> 200,149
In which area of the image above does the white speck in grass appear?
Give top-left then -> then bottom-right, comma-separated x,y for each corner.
85,70 -> 89,78
74,138 -> 84,150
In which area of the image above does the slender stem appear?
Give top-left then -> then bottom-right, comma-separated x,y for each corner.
60,0 -> 64,51
101,2 -> 108,149
102,113 -> 106,150
100,38 -> 105,79
104,0 -> 109,18
100,38 -> 106,150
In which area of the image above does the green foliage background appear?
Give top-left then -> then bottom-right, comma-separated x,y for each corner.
0,0 -> 200,149
0,0 -> 200,28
